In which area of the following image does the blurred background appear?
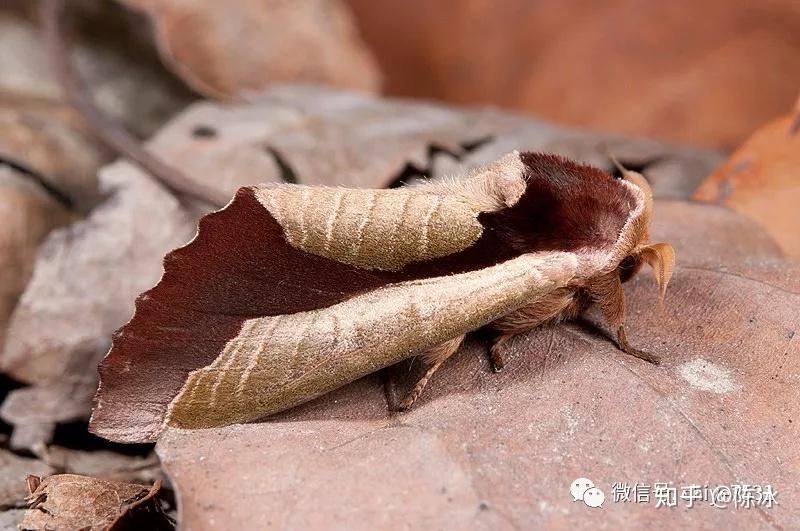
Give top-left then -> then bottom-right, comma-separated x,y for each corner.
347,0 -> 800,149
4,0 -> 798,148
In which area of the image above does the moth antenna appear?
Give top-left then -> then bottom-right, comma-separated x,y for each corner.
609,153 -> 627,176
608,154 -> 653,225
638,243 -> 676,305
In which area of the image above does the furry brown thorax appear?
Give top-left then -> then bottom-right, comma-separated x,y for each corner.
489,153 -> 675,366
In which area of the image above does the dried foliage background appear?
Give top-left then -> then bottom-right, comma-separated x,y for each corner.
0,1 -> 797,529
346,0 -> 800,150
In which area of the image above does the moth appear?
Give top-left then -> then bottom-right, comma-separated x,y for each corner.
89,151 -> 675,443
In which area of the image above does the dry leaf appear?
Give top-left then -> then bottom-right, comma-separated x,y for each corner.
0,450 -> 52,509
0,166 -> 72,360
347,0 -> 800,148
0,160 -> 198,451
20,474 -> 169,530
0,508 -> 27,529
429,114 -> 723,200
1,446 -> 157,528
0,158 -> 196,385
0,5 -> 193,138
0,90 -> 107,209
39,447 -> 161,485
156,200 -> 799,529
120,0 -> 380,99
0,380 -> 98,452
693,111 -> 800,257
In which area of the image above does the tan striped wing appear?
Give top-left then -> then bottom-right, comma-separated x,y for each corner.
163,251 -> 577,430
254,185 -> 484,271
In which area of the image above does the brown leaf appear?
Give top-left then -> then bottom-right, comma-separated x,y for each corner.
0,90 -> 110,210
1,381 -> 97,452
0,159 -> 196,385
0,91 -> 107,209
693,111 -> 800,257
0,166 -> 72,362
0,446 -> 157,520
433,121 -> 723,200
0,5 -> 194,139
38,447 -> 162,485
156,200 -> 799,529
120,0 -> 381,99
20,475 -> 170,531
347,0 -> 800,149
0,161 -> 198,449
0,450 -> 52,509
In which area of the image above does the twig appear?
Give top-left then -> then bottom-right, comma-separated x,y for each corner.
0,155 -> 74,209
39,0 -> 228,208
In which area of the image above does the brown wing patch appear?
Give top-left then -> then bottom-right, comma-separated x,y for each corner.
90,187 -> 394,441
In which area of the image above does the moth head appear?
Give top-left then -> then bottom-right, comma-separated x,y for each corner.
612,157 -> 676,302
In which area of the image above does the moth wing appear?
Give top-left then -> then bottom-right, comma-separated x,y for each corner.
90,186 -> 575,442
253,184 -> 485,271
163,250 -> 577,430
252,150 -> 529,272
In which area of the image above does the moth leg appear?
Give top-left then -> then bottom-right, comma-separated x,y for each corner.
380,367 -> 400,411
488,335 -> 510,372
616,325 -> 660,365
588,272 -> 660,365
397,335 -> 464,411
488,289 -> 581,372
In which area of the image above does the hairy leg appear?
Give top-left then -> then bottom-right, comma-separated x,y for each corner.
616,324 -> 660,364
588,272 -> 660,364
395,335 -> 465,411
381,366 -> 399,411
488,289 -> 584,371
488,335 -> 510,373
